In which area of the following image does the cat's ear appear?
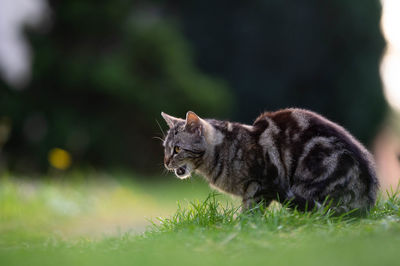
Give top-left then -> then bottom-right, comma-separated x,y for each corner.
161,112 -> 183,128
185,111 -> 202,134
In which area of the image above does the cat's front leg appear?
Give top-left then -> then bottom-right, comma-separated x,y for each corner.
242,181 -> 263,211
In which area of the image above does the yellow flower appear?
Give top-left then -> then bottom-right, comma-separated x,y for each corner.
48,148 -> 72,170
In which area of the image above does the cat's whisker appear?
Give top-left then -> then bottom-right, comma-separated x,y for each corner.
162,168 -> 168,176
152,136 -> 165,143
155,119 -> 166,138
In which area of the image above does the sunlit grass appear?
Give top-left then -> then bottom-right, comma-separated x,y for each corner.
149,191 -> 400,238
0,172 -> 399,266
0,171 -> 221,240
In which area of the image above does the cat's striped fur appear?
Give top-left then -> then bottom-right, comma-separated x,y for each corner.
161,109 -> 379,213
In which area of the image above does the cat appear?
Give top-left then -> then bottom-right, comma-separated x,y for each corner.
161,109 -> 379,214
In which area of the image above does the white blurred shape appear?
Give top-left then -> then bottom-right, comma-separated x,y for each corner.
0,0 -> 49,89
381,0 -> 400,111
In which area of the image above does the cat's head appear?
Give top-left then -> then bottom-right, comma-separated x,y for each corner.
161,111 -> 208,179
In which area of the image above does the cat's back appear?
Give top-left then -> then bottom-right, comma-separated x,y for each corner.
253,108 -> 378,208
254,108 -> 366,151
253,108 -> 375,170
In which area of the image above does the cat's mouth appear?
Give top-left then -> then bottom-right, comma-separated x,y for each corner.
174,164 -> 191,179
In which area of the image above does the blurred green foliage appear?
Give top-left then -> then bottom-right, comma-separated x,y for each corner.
0,0 -> 387,173
173,0 -> 387,143
0,1 -> 231,172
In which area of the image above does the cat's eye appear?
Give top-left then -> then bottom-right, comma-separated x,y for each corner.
174,146 -> 181,154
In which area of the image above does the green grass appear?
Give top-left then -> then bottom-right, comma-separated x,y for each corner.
0,172 -> 399,266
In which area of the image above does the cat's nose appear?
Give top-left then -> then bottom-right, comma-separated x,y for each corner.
164,156 -> 171,167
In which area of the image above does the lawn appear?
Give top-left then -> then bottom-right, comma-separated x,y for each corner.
0,171 -> 399,266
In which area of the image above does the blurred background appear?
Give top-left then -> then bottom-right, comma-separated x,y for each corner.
0,0 -> 400,236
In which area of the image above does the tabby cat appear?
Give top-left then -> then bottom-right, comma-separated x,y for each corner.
161,109 -> 378,213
